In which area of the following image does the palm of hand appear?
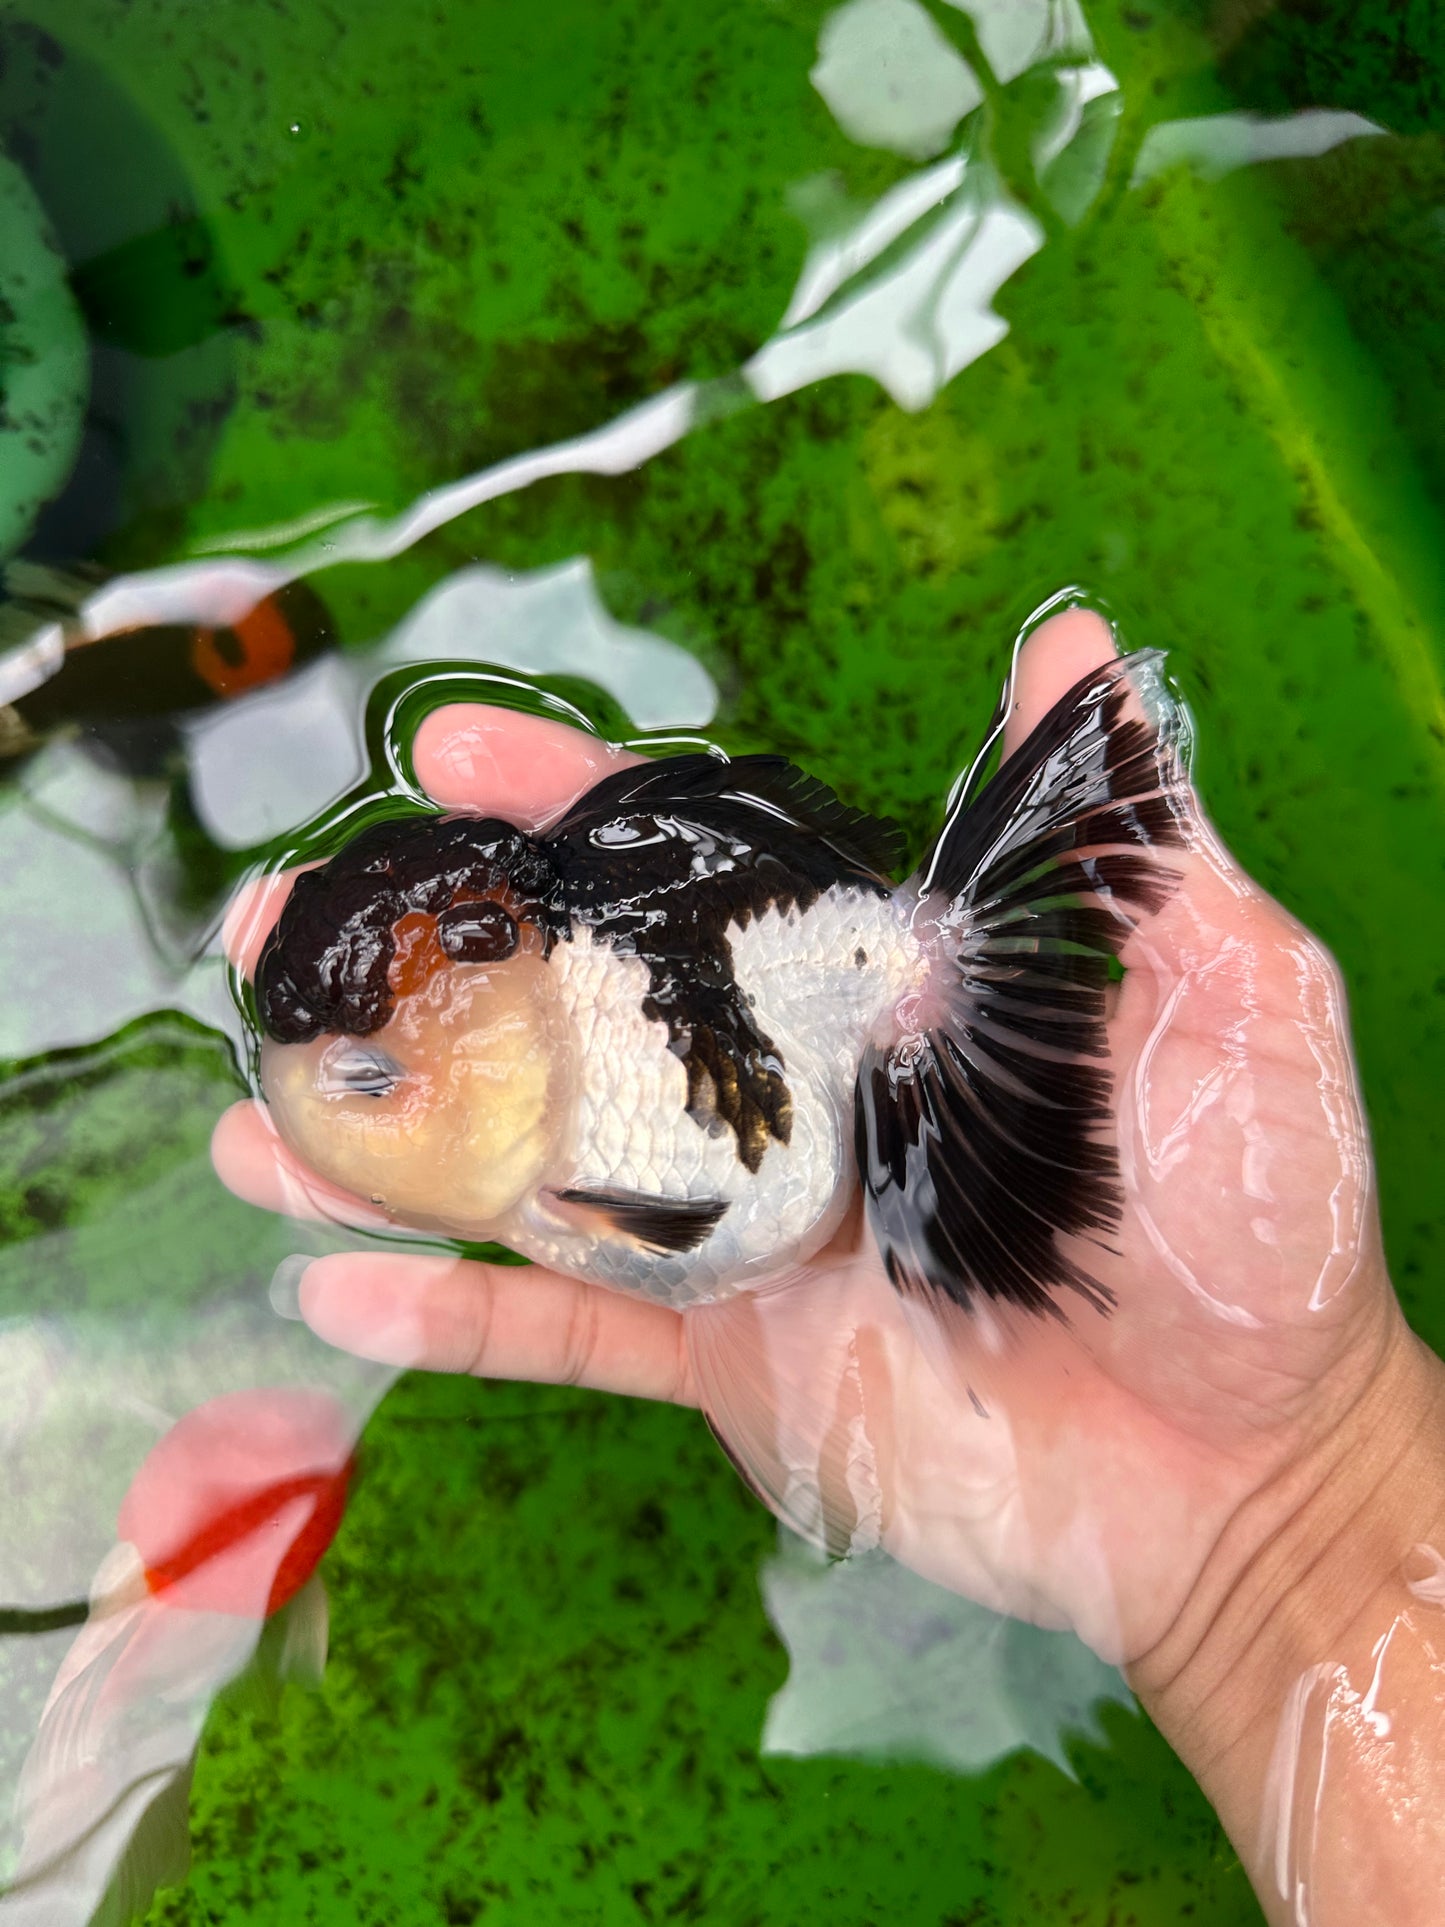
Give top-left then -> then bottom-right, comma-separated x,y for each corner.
214,611 -> 1394,1666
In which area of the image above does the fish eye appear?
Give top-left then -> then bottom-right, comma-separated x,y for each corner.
316,1041 -> 403,1098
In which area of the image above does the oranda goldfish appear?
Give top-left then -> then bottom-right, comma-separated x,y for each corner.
255,650 -> 1190,1317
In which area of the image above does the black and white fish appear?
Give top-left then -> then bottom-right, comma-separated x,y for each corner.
0,561 -> 336,768
253,650 -> 1190,1321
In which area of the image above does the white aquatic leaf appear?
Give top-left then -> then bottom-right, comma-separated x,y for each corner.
382,557 -> 717,729
782,158 -> 969,332
0,622 -> 65,710
810,0 -> 982,162
72,382 -> 704,636
1133,108 -> 1386,186
1033,60 -> 1120,174
749,173 -> 1043,412
760,1536 -> 1131,1774
1035,63 -> 1122,225
943,0 -> 1093,84
184,655 -> 369,853
0,785 -> 232,1061
183,556 -> 718,851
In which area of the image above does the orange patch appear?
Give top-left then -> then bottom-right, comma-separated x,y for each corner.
144,1461 -> 355,1617
190,595 -> 297,698
388,911 -> 447,998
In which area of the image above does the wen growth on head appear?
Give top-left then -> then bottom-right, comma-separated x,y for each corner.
254,649 -> 1191,1317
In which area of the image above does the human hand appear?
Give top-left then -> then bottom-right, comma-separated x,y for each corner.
213,608 -> 1445,1918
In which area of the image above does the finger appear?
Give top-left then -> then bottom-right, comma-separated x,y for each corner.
211,1100 -> 400,1230
413,704 -> 644,827
223,710 -> 643,975
299,1250 -> 697,1406
1003,604 -> 1118,759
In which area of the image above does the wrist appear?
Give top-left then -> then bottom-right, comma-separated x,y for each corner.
1131,1311 -> 1445,1913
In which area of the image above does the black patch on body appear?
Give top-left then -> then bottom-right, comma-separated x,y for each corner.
256,753 -> 901,1175
551,1187 -> 729,1254
545,755 -> 900,1171
854,653 -> 1191,1320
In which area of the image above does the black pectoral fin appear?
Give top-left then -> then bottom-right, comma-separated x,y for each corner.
551,1187 -> 729,1255
858,650 -> 1193,1320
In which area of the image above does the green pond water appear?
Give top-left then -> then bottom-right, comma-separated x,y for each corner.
1,0 -> 1444,1921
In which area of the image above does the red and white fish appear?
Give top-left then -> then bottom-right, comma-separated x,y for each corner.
0,1388 -> 354,1926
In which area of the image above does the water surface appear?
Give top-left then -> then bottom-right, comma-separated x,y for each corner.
2,1 -> 1444,1921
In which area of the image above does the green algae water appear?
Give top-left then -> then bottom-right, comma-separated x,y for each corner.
2,0 -> 1444,1921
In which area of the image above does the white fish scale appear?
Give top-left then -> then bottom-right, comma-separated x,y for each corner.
547,925 -> 742,1204
504,891 -> 923,1307
728,889 -> 922,1073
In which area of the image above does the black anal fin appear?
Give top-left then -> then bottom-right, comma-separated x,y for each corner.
551,1187 -> 730,1255
855,649 -> 1192,1322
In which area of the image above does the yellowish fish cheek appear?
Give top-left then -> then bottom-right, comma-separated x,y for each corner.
444,990 -> 567,1222
260,955 -> 574,1239
262,1043 -> 444,1206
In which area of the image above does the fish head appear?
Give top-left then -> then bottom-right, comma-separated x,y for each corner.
255,814 -> 572,1238
261,950 -> 570,1233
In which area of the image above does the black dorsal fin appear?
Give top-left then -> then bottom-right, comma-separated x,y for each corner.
549,751 -> 905,886
854,651 -> 1194,1321
686,755 -> 906,880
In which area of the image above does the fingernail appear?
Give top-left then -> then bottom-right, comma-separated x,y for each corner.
270,1254 -> 310,1320
438,719 -> 503,790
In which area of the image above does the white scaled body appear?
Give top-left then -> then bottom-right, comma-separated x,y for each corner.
511,889 -> 926,1305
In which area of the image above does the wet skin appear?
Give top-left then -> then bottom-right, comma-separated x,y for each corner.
215,609 -> 1445,1925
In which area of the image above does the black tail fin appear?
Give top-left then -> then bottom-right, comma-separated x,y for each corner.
854,650 -> 1193,1321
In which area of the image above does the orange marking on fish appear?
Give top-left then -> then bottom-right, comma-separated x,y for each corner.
388,910 -> 447,998
190,594 -> 297,698
140,1464 -> 355,1616
118,1389 -> 356,1620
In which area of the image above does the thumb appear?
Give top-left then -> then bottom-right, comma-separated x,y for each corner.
1002,604 -> 1120,760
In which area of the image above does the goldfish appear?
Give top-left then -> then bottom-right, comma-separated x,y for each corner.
252,645 -> 1190,1322
0,1389 -> 354,1926
0,563 -> 335,767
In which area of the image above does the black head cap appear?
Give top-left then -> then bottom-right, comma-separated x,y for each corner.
256,814 -> 563,1044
